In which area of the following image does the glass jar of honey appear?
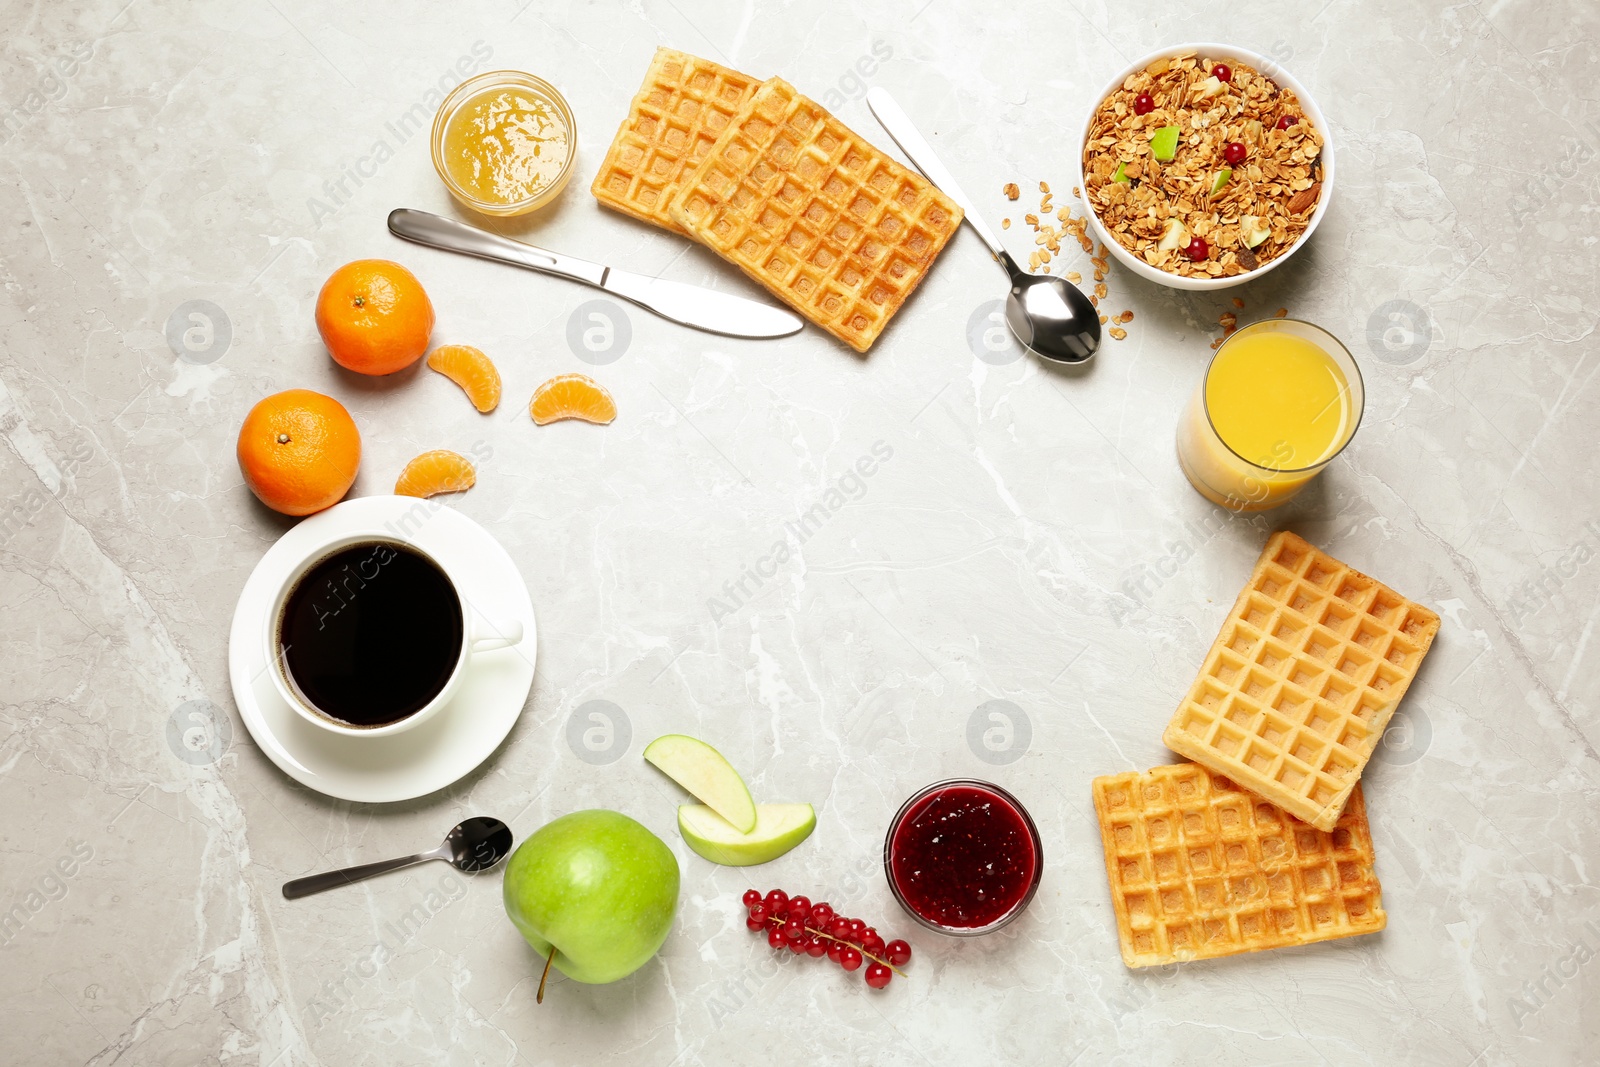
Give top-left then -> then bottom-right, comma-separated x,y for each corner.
430,70 -> 577,217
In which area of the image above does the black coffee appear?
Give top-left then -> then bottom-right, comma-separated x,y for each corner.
278,541 -> 464,727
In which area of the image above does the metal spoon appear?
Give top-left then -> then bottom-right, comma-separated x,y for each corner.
866,87 -> 1101,364
282,817 -> 513,900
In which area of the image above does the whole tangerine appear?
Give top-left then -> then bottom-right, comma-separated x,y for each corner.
237,389 -> 361,516
315,259 -> 435,375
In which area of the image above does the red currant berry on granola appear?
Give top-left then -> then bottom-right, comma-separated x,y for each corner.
1133,92 -> 1154,116
1211,63 -> 1232,82
1223,142 -> 1247,166
1276,114 -> 1298,130
1184,236 -> 1210,261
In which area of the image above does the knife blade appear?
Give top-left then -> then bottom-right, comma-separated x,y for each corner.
387,209 -> 803,340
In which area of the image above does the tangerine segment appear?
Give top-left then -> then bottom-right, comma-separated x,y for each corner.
395,449 -> 476,498
315,259 -> 435,376
237,389 -> 361,517
427,344 -> 502,412
529,373 -> 616,425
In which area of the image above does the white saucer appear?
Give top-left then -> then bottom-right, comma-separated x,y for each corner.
228,496 -> 537,803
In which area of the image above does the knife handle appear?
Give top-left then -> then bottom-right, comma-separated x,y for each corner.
387,209 -> 607,288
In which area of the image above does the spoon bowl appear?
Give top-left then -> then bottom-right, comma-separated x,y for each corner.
445,816 -> 516,872
1003,262 -> 1101,364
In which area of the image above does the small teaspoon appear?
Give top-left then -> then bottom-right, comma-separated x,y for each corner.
282,817 -> 514,900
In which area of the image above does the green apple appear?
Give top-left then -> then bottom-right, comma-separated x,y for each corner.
678,803 -> 816,866
1111,161 -> 1131,185
1157,218 -> 1188,252
502,810 -> 679,985
1148,125 -> 1180,162
1210,167 -> 1233,195
643,734 -> 757,833
1240,215 -> 1272,248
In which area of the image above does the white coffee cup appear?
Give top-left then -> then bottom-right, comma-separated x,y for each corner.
264,530 -> 523,737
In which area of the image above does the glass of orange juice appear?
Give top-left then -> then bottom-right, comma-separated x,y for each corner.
1176,319 -> 1364,511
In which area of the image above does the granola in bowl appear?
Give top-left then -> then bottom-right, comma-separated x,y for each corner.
1081,51 -> 1326,281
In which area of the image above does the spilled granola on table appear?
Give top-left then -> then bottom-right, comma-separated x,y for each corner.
1082,52 -> 1324,279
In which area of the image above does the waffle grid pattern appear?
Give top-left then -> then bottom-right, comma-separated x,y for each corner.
590,49 -> 759,234
668,77 -> 963,352
1163,532 -> 1440,830
1092,763 -> 1385,968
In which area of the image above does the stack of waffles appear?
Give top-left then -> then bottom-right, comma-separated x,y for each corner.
591,49 -> 963,353
1092,531 -> 1439,967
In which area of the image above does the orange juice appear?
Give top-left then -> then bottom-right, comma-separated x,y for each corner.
1177,320 -> 1363,511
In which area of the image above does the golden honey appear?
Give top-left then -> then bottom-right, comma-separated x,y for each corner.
432,71 -> 575,216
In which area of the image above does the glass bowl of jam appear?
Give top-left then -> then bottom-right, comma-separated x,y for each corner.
430,70 -> 577,217
883,779 -> 1043,936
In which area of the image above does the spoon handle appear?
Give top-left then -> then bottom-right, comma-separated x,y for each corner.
866,87 -> 1005,260
282,850 -> 442,900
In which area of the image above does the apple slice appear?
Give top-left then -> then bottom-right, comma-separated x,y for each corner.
643,734 -> 757,833
678,803 -> 816,866
1157,218 -> 1189,252
1148,125 -> 1180,162
1240,215 -> 1272,248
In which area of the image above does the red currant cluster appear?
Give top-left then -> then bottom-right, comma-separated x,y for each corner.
742,889 -> 912,989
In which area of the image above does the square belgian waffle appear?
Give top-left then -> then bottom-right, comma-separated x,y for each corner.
668,77 -> 963,353
1162,531 -> 1440,830
590,48 -> 759,234
1092,762 -> 1386,968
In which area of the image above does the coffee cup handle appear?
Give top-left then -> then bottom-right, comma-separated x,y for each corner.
469,612 -> 524,654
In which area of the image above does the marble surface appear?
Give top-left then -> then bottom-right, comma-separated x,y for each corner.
2,1 -> 1597,1063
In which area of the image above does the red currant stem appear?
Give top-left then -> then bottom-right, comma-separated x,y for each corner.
536,945 -> 555,1004
765,916 -> 907,977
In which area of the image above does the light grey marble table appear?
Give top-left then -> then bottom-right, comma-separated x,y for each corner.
2,1 -> 1597,1064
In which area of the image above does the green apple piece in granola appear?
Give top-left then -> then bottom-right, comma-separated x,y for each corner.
1111,161 -> 1131,184
1196,76 -> 1227,99
1157,218 -> 1189,252
1240,216 -> 1272,248
1149,126 -> 1180,162
1210,168 -> 1233,195
1245,119 -> 1265,146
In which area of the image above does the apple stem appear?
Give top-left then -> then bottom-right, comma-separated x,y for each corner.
536,945 -> 555,1004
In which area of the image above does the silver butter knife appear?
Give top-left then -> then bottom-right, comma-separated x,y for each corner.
387,208 -> 803,340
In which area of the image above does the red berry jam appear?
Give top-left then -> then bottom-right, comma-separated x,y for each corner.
884,780 -> 1042,934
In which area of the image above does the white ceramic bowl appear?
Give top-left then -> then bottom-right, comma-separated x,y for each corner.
1071,43 -> 1334,292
